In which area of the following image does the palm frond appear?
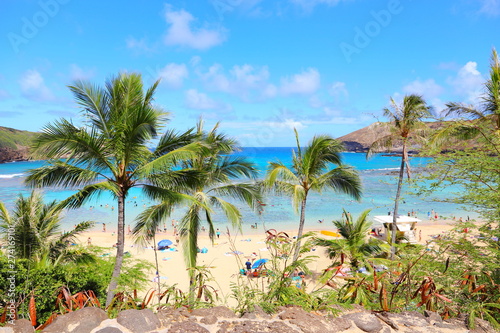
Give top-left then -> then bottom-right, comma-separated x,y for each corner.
25,162 -> 101,189
58,181 -> 119,209
180,203 -> 202,272
141,184 -> 195,204
444,102 -> 486,119
138,142 -> 208,176
208,183 -> 262,211
133,203 -> 174,244
302,135 -> 343,177
367,134 -> 397,158
209,156 -> 259,182
317,167 -> 363,201
264,163 -> 299,189
209,196 -> 242,228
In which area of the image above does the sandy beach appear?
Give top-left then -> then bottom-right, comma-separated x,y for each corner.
75,218 -> 465,305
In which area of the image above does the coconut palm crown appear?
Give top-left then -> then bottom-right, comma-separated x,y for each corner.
134,120 -> 262,300
265,129 -> 362,262
25,73 -> 204,306
367,94 -> 432,259
313,209 -> 388,269
0,191 -> 94,268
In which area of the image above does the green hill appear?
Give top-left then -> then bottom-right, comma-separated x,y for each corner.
0,127 -> 39,163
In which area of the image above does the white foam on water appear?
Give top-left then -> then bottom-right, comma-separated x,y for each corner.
0,173 -> 24,179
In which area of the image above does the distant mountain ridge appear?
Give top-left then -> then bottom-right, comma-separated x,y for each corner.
0,122 -> 468,163
0,127 -> 39,163
337,121 -> 449,153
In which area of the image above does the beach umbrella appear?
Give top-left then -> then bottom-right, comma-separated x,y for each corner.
252,258 -> 269,269
158,239 -> 172,247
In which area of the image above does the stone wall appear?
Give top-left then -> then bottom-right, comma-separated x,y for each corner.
1,305 -> 496,333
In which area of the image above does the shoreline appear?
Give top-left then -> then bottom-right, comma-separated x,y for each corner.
76,218 -> 466,304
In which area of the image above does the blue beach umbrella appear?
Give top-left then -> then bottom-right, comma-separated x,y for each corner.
158,239 -> 173,247
252,258 -> 269,269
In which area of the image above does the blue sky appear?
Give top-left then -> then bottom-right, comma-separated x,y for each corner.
1,0 -> 498,146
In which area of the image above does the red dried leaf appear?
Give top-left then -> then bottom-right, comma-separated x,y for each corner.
434,293 -> 452,303
379,285 -> 388,311
37,313 -> 58,331
0,306 -> 7,323
142,289 -> 156,309
29,295 -> 36,327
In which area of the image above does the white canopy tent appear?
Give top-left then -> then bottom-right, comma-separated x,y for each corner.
373,215 -> 421,225
373,215 -> 421,243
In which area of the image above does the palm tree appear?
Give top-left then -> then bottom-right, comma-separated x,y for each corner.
134,120 -> 262,302
25,73 -> 203,306
264,129 -> 362,262
0,191 -> 94,267
312,209 -> 388,270
367,94 -> 432,259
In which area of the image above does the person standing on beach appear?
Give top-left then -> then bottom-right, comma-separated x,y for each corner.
87,237 -> 92,246
216,228 -> 221,239
245,259 -> 252,273
102,223 -> 106,232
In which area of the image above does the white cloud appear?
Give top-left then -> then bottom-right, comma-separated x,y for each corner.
329,81 -> 348,98
262,84 -> 278,98
478,0 -> 500,16
402,78 -> 444,99
199,63 -> 272,100
19,70 -> 54,102
163,5 -> 226,50
158,63 -> 188,88
184,89 -> 231,110
126,37 -> 155,53
448,61 -> 484,103
232,64 -> 270,87
323,106 -> 342,117
222,118 -> 306,131
266,118 -> 306,130
0,89 -> 10,100
69,64 -> 95,81
280,68 -> 321,95
200,64 -> 231,92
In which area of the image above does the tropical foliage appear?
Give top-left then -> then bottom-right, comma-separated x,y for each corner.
25,73 -> 203,305
0,191 -> 94,268
313,209 -> 389,269
1,48 -> 499,330
367,94 -> 432,258
0,254 -> 151,326
264,129 -> 362,261
421,48 -> 500,223
134,120 -> 261,303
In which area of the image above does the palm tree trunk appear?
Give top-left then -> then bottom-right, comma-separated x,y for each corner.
152,234 -> 161,305
391,143 -> 407,260
292,197 -> 307,262
106,194 -> 125,306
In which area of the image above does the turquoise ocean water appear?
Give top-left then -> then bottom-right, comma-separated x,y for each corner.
0,148 -> 477,233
